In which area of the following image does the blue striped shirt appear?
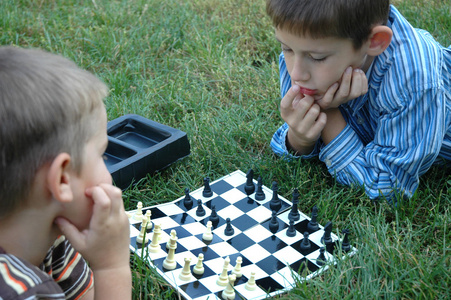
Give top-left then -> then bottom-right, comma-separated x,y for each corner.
271,5 -> 451,199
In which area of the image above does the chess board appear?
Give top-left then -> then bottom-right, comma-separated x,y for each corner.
127,170 -> 357,300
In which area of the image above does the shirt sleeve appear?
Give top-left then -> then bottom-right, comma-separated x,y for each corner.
319,86 -> 447,199
41,236 -> 94,300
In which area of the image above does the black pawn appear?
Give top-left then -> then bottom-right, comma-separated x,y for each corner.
183,188 -> 193,210
224,218 -> 234,236
341,229 -> 351,252
196,199 -> 206,217
321,221 -> 333,245
316,247 -> 326,266
269,210 -> 279,233
300,232 -> 311,250
269,181 -> 281,212
254,176 -> 265,201
202,177 -> 213,198
244,169 -> 255,196
307,205 -> 319,232
286,219 -> 296,237
209,205 -> 219,226
288,189 -> 300,221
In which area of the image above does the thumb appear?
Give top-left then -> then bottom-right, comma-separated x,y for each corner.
54,217 -> 86,249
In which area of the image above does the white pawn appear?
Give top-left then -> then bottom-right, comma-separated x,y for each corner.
153,222 -> 162,241
245,271 -> 257,291
133,201 -> 143,221
202,221 -> 213,241
221,274 -> 236,300
148,224 -> 162,253
216,256 -> 230,286
145,210 -> 153,231
192,253 -> 204,275
162,233 -> 177,270
136,217 -> 149,245
179,257 -> 192,281
232,256 -> 242,278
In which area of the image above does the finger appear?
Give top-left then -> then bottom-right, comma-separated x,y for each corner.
317,82 -> 339,109
280,84 -> 301,110
54,217 -> 86,249
97,183 -> 124,214
301,102 -> 321,129
335,66 -> 352,99
349,69 -> 368,99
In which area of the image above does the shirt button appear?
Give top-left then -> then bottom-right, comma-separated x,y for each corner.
325,158 -> 332,167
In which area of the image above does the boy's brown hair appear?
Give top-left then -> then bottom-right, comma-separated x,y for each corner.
266,0 -> 390,49
0,46 -> 108,218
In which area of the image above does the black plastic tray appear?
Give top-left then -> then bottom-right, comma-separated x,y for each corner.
104,114 -> 190,189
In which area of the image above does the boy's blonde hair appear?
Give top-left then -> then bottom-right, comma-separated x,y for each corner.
266,0 -> 390,49
0,46 -> 108,217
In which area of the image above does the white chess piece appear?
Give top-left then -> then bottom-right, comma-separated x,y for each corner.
148,224 -> 162,253
162,233 -> 177,270
192,253 -> 205,275
221,274 -> 236,300
136,217 -> 149,245
202,221 -> 213,241
245,271 -> 257,291
179,258 -> 192,281
232,256 -> 242,278
133,201 -> 143,221
166,230 -> 177,250
216,256 -> 230,286
145,210 -> 153,231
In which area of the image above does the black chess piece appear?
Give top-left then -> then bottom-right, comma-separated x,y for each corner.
307,205 -> 319,232
300,232 -> 311,251
269,181 -> 281,212
286,219 -> 296,237
183,188 -> 193,210
196,199 -> 206,217
209,205 -> 219,226
316,247 -> 326,266
254,176 -> 265,201
341,229 -> 351,252
288,189 -> 300,221
202,177 -> 213,197
244,169 -> 255,196
321,221 -> 333,245
224,218 -> 234,236
269,210 -> 279,233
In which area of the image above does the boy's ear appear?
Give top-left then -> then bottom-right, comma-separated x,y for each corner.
47,153 -> 73,203
366,25 -> 393,56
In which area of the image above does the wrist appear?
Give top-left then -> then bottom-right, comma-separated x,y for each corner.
286,130 -> 316,155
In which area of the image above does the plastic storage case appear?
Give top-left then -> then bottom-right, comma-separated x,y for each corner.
104,114 -> 190,189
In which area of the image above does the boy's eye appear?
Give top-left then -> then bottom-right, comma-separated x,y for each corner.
281,46 -> 292,53
309,54 -> 327,62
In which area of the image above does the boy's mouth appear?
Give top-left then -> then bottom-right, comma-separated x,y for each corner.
299,87 -> 317,96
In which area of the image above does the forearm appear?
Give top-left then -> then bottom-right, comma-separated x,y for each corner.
321,108 -> 346,144
286,129 -> 316,155
93,266 -> 132,300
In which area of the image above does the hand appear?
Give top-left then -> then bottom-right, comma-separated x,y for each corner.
280,85 -> 327,154
55,183 -> 130,271
316,67 -> 368,110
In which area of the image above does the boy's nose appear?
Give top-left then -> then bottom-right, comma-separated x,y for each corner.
290,58 -> 310,83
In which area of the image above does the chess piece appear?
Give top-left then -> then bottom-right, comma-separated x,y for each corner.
244,169 -> 255,195
163,232 -> 177,270
216,256 -> 230,286
316,247 -> 326,266
269,210 -> 279,233
136,217 -> 149,246
300,232 -> 311,251
148,224 -> 162,253
232,256 -> 242,278
179,258 -> 192,281
192,253 -> 205,275
254,176 -> 265,201
209,205 -> 220,226
202,221 -> 213,241
196,199 -> 206,217
153,221 -> 162,241
321,221 -> 333,245
183,187 -> 193,210
286,219 -> 296,237
144,210 -> 153,232
224,218 -> 234,236
288,189 -> 300,221
202,177 -> 213,197
244,271 -> 257,291
166,230 -> 177,250
133,201 -> 143,221
307,205 -> 319,232
221,274 -> 237,300
269,181 -> 281,212
341,229 -> 351,252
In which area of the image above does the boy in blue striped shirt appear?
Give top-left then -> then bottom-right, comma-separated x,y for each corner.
266,0 -> 451,200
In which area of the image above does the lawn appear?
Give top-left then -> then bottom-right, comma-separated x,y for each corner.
1,0 -> 450,299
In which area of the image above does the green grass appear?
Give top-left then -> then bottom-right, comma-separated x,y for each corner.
2,0 -> 450,298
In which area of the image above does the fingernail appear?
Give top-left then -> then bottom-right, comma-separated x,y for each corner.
354,69 -> 363,74
292,85 -> 300,92
346,67 -> 352,74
